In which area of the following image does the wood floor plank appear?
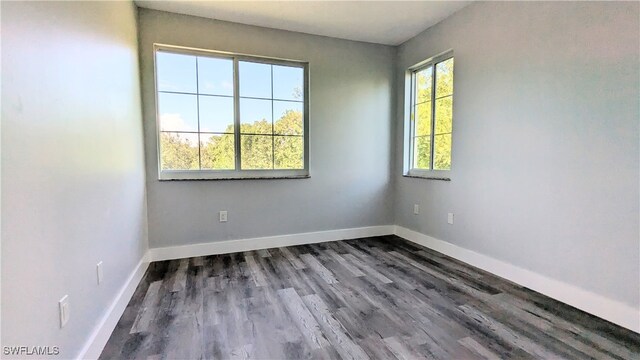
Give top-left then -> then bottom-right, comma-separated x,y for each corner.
163,314 -> 203,360
333,307 -> 373,341
457,304 -> 567,359
271,251 -> 316,296
342,253 -> 392,284
165,258 -> 205,359
257,249 -> 271,258
382,336 -> 427,360
325,249 -> 365,277
458,336 -> 501,360
279,247 -> 307,270
245,287 -> 308,359
205,289 -> 252,358
418,289 -> 534,359
357,336 -> 398,360
129,280 -> 162,334
302,294 -> 370,360
168,258 -> 189,292
300,253 -> 339,284
387,250 -> 495,302
493,292 -> 636,360
254,253 -> 288,290
297,266 -> 345,309
244,253 -> 268,287
337,242 -> 378,264
192,256 -> 204,267
355,246 -> 420,290
334,277 -> 416,338
277,287 -> 332,350
100,236 -> 640,360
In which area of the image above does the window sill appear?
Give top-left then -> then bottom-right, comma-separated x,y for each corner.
402,174 -> 451,181
158,169 -> 310,181
159,175 -> 310,181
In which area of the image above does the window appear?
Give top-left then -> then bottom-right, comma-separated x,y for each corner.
405,53 -> 454,178
154,45 -> 309,180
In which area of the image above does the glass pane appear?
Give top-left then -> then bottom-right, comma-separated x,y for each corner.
159,132 -> 199,170
413,136 -> 431,170
273,65 -> 303,101
436,58 -> 454,98
158,93 -> 198,132
434,133 -> 452,170
241,135 -> 273,169
415,101 -> 432,136
415,66 -> 433,104
273,101 -> 303,135
239,61 -> 271,98
240,98 -> 272,134
274,136 -> 303,169
199,96 -> 234,133
197,57 -> 233,96
200,133 -> 235,170
435,96 -> 453,135
156,51 -> 197,93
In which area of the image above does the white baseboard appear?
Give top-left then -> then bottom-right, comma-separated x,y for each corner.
77,255 -> 150,360
394,226 -> 640,333
148,225 -> 395,262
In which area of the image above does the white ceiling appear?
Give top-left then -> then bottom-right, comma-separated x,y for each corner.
134,1 -> 471,46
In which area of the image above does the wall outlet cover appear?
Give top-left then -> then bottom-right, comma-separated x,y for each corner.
97,261 -> 103,285
59,295 -> 69,328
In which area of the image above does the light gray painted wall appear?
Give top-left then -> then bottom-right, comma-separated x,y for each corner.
138,9 -> 396,248
1,1 -> 147,358
394,2 -> 640,308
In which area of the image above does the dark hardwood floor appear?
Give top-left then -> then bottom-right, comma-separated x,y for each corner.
100,236 -> 640,359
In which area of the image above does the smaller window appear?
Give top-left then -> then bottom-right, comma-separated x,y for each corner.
405,53 -> 454,178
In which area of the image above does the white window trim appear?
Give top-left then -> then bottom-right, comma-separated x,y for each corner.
403,50 -> 453,181
154,44 -> 310,181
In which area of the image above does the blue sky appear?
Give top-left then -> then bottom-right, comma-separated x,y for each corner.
157,51 -> 302,134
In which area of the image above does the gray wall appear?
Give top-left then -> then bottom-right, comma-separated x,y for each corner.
394,2 -> 640,309
1,1 -> 147,358
138,9 -> 396,248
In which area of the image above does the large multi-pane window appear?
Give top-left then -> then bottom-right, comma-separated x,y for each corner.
154,45 -> 308,180
406,54 -> 454,176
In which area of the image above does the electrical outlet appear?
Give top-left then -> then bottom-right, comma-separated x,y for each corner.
447,213 -> 454,225
219,211 -> 228,222
97,261 -> 103,285
59,295 -> 69,328
413,204 -> 420,215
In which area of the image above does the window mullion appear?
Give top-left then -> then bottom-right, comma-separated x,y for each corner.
303,64 -> 310,172
271,65 -> 275,169
409,72 -> 415,170
195,57 -> 202,170
233,58 -> 242,171
430,64 -> 437,170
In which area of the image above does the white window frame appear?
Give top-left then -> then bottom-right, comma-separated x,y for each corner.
403,50 -> 454,180
154,44 -> 310,181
